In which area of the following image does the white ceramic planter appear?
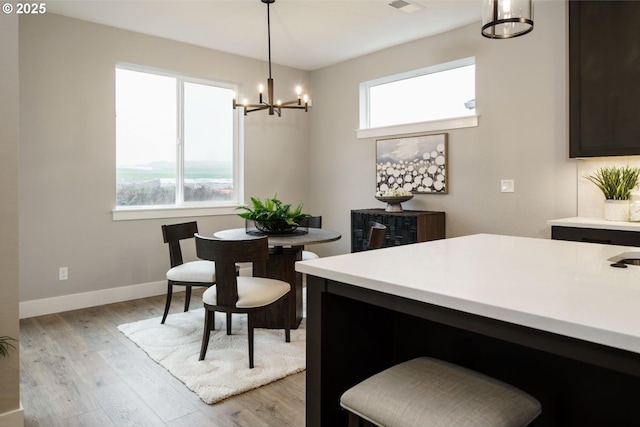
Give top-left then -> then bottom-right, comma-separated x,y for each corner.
630,201 -> 640,222
603,200 -> 630,221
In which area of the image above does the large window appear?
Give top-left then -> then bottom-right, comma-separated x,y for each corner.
359,57 -> 476,138
115,64 -> 240,217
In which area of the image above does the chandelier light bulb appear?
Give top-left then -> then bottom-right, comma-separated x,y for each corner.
259,84 -> 264,93
502,0 -> 512,16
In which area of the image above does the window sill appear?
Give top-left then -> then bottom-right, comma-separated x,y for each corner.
112,205 -> 240,221
356,115 -> 478,140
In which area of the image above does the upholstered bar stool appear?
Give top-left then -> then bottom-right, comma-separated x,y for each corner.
340,357 -> 541,427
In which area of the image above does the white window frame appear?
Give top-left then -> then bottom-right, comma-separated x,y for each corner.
357,57 -> 478,139
112,63 -> 244,221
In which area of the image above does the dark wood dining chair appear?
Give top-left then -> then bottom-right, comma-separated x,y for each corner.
302,215 -> 323,261
195,234 -> 291,368
366,221 -> 387,250
160,222 -> 216,324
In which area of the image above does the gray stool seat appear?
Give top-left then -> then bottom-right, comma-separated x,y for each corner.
340,357 -> 541,427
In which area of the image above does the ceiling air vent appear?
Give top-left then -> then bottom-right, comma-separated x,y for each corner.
387,0 -> 423,14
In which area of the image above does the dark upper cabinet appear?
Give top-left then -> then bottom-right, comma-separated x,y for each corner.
569,1 -> 640,158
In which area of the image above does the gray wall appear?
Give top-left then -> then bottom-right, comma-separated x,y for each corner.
0,6 -> 21,422
19,3 -> 577,306
19,13 -> 310,303
307,0 -> 576,256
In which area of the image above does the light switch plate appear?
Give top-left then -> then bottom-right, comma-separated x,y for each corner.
501,179 -> 515,193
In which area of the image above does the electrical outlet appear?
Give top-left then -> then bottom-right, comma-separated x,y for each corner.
59,267 -> 68,281
501,179 -> 515,193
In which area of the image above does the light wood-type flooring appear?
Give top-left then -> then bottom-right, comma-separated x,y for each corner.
19,289 -> 305,427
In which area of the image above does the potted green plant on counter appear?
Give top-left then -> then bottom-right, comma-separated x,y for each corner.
585,165 -> 640,221
237,194 -> 310,234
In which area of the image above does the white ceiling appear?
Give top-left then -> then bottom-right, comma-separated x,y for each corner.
46,0 -> 483,71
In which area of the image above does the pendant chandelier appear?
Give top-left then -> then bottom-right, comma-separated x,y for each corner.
233,0 -> 309,117
481,0 -> 534,39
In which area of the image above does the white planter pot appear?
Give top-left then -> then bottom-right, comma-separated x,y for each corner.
603,200 -> 629,221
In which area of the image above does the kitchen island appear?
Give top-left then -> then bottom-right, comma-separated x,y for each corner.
296,234 -> 640,427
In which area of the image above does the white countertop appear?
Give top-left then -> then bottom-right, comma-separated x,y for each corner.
548,216 -> 640,232
296,234 -> 640,354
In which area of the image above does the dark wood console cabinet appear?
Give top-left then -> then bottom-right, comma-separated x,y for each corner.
351,209 -> 445,252
569,1 -> 640,157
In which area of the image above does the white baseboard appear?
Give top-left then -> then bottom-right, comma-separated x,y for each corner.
0,404 -> 24,427
19,281 -> 166,319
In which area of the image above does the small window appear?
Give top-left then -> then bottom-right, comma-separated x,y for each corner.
115,64 -> 241,217
359,57 -> 476,136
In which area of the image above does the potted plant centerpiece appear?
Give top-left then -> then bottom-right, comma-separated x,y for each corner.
585,165 -> 640,221
237,194 -> 310,235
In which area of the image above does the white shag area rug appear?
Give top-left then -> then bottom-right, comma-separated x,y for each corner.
117,309 -> 306,404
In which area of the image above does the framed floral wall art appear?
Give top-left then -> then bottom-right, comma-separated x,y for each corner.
376,133 -> 448,194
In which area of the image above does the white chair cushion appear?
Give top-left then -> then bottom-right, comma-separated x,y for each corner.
166,260 -> 215,282
202,276 -> 290,308
302,250 -> 319,261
